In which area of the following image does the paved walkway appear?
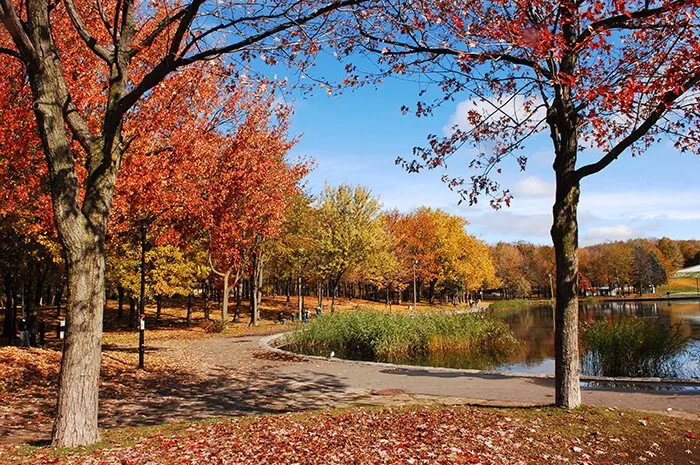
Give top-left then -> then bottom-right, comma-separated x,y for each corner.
152,332 -> 699,421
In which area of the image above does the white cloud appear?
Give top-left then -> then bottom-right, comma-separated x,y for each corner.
443,94 -> 547,135
582,225 -> 637,244
514,176 -> 555,198
469,211 -> 552,243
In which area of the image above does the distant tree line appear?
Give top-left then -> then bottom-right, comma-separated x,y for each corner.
488,237 -> 699,300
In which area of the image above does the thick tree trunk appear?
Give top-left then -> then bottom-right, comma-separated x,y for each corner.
548,48 -> 582,407
551,175 -> 581,408
52,247 -> 105,447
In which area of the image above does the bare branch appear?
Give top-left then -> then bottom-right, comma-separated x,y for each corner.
178,0 -> 367,65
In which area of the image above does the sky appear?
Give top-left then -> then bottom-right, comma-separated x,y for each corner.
281,68 -> 700,248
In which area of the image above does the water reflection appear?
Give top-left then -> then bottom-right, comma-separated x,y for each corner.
498,300 -> 700,379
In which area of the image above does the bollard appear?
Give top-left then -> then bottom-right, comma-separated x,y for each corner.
57,319 -> 66,340
138,314 -> 145,369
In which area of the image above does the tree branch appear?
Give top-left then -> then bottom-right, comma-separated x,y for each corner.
177,0 -> 367,65
0,46 -> 21,59
63,0 -> 112,63
0,0 -> 36,60
576,0 -> 689,49
575,69 -> 700,180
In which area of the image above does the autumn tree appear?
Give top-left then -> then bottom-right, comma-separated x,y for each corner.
204,100 -> 303,325
315,184 -> 385,312
0,0 -> 368,445
657,237 -> 685,273
341,0 -> 700,407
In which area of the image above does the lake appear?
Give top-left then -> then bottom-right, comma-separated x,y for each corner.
287,299 -> 700,380
411,300 -> 700,379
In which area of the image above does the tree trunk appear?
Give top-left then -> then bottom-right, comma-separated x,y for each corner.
548,34 -> 582,407
428,279 -> 437,304
298,275 -> 303,320
256,257 -> 263,322
249,253 -> 259,326
221,270 -> 230,322
55,282 -> 64,317
117,286 -> 124,319
3,274 -> 15,345
234,280 -> 243,322
203,281 -> 210,320
129,296 -> 136,329
52,247 -> 105,447
551,174 -> 582,408
317,281 -> 323,310
186,294 -> 192,326
156,294 -> 162,321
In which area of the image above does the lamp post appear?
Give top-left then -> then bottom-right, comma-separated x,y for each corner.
298,248 -> 304,321
138,222 -> 152,369
413,259 -> 419,310
548,272 -> 554,302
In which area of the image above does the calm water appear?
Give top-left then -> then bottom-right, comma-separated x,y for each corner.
415,300 -> 700,379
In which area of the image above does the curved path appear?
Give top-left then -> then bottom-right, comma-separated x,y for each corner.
137,331 -> 699,425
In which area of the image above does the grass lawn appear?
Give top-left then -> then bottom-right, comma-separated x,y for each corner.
1,405 -> 698,464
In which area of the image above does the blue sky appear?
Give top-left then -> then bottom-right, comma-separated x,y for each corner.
283,73 -> 700,247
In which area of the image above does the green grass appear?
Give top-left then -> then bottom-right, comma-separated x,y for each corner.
284,309 -> 520,363
581,318 -> 690,377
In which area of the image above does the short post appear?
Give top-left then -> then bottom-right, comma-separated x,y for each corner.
57,319 -> 66,340
138,314 -> 145,369
39,320 -> 45,347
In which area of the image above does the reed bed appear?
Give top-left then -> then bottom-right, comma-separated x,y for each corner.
284,310 -> 520,364
581,318 -> 690,377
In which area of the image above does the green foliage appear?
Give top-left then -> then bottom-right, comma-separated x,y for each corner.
581,318 -> 690,377
315,184 -> 385,289
286,310 -> 519,363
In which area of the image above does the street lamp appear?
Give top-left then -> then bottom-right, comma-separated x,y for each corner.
413,259 -> 419,310
547,272 -> 554,302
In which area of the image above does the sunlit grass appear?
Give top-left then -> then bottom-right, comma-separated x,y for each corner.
284,309 -> 520,363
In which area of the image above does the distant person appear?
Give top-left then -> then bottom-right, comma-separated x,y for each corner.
18,318 -> 30,347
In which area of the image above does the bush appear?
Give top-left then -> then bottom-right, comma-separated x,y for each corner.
581,318 -> 689,377
201,319 -> 227,333
284,310 -> 520,365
